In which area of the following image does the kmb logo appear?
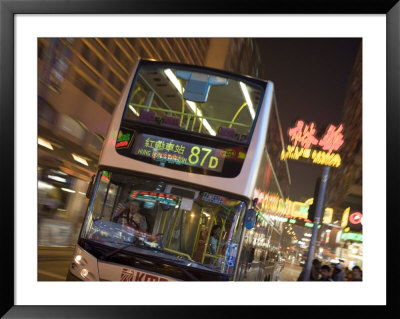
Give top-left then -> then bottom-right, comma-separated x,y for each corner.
120,268 -> 169,281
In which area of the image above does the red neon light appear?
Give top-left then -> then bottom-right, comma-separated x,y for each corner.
288,120 -> 319,149
349,212 -> 362,224
319,124 -> 344,153
288,121 -> 345,153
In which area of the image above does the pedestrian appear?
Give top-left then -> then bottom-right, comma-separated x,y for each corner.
331,263 -> 345,281
319,265 -> 333,281
297,258 -> 321,281
247,246 -> 255,270
344,267 -> 352,280
350,265 -> 362,281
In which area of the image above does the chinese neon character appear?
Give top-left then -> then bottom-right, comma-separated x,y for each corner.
144,138 -> 155,149
174,145 -> 185,155
300,122 -> 319,149
288,121 -> 304,147
319,124 -> 344,153
288,120 -> 319,148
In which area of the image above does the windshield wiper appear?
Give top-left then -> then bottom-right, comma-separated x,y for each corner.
139,242 -> 192,262
99,241 -> 137,261
99,239 -> 185,262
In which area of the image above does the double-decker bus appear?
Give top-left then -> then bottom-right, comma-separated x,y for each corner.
67,59 -> 291,281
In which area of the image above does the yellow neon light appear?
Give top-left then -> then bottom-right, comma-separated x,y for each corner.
281,145 -> 341,167
341,207 -> 350,229
323,207 -> 333,224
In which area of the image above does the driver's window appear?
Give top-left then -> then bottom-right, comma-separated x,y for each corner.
102,183 -> 118,220
92,172 -> 118,220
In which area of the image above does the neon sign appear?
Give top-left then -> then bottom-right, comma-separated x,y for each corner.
341,207 -> 350,228
340,232 -> 363,242
281,120 -> 344,167
288,120 -> 319,149
349,211 -> 362,225
305,222 -> 321,228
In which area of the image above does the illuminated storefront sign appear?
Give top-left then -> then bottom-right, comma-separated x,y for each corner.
322,207 -> 333,224
325,229 -> 331,244
305,222 -> 321,228
251,192 -> 334,226
132,133 -> 226,172
281,120 -> 344,167
341,207 -> 350,228
349,211 -> 362,225
253,190 -> 288,216
340,232 -> 363,242
348,210 -> 362,231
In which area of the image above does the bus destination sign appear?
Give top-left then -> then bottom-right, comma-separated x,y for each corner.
132,133 -> 226,172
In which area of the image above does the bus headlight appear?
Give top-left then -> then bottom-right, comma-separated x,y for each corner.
80,268 -> 89,278
74,255 -> 82,264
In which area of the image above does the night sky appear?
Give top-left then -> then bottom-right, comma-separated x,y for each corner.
255,38 -> 361,201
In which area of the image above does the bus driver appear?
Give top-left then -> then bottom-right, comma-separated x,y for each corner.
112,199 -> 148,232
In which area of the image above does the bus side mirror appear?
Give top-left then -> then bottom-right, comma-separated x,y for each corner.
86,175 -> 95,199
244,209 -> 257,230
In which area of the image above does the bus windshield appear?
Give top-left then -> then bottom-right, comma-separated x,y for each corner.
81,170 -> 246,276
122,61 -> 264,142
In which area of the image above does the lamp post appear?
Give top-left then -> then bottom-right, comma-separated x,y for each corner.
303,165 -> 330,281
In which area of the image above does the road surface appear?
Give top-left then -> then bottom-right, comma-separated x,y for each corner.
38,246 -> 74,281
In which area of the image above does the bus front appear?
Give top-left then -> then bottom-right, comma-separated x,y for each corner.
67,60 -> 268,281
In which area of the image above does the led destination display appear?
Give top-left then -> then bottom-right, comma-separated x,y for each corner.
132,133 -> 226,172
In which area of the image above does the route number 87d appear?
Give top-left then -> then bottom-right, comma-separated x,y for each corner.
188,146 -> 219,169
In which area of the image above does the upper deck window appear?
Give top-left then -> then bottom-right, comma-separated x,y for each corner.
122,62 -> 264,143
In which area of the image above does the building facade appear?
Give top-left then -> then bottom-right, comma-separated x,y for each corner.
324,44 -> 363,267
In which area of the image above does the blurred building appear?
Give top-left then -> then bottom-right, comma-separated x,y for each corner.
323,44 -> 362,267
37,37 -> 263,247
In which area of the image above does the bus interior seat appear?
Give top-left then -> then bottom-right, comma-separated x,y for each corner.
217,126 -> 237,140
162,115 -> 181,128
138,110 -> 156,123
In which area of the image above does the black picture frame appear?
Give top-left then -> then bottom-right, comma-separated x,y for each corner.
1,0 -> 398,317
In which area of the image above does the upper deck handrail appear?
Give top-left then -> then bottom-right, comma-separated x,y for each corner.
128,102 -> 252,129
